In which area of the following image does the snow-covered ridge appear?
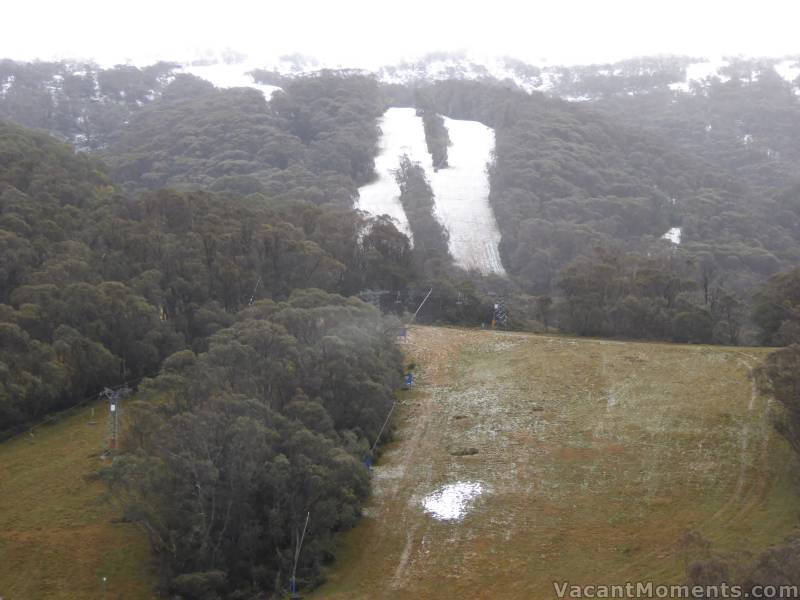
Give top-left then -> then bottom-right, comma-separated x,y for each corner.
4,53 -> 799,110
356,107 -> 506,276
171,52 -> 800,102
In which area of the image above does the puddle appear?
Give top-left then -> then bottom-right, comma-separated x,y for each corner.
422,481 -> 485,521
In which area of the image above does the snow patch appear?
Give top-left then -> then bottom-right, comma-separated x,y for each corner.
1,75 -> 15,97
422,481 -> 484,521
670,59 -> 730,92
775,60 -> 800,84
662,227 -> 682,244
687,59 -> 730,83
179,62 -> 282,99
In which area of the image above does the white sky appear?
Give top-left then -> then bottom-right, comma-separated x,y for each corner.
5,0 -> 800,68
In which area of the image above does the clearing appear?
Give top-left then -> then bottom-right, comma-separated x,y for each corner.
314,326 -> 800,599
0,403 -> 155,600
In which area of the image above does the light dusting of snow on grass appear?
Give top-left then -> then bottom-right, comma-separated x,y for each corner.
422,481 -> 484,521
662,227 -> 682,244
356,107 -> 423,239
179,62 -> 282,99
429,117 -> 506,275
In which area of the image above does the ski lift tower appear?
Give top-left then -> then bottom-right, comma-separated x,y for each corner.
102,385 -> 130,452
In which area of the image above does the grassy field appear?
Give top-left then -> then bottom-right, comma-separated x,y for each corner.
0,403 -> 156,600
313,326 -> 800,599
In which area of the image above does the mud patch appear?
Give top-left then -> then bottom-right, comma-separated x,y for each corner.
450,447 -> 479,456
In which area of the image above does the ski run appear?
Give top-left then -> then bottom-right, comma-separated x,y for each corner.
356,107 -> 506,276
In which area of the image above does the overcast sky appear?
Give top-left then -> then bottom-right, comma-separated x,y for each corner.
5,0 -> 800,68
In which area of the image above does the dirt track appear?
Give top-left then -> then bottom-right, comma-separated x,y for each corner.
314,326 -> 798,599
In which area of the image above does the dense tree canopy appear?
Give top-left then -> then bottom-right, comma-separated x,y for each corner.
105,71 -> 383,200
102,290 -> 402,597
0,114 -> 416,434
410,78 -> 799,341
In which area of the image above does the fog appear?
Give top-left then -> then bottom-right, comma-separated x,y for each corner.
7,0 -> 800,68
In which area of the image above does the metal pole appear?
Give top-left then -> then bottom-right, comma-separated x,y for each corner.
248,276 -> 262,306
408,288 -> 433,326
371,401 -> 397,454
290,512 -> 310,596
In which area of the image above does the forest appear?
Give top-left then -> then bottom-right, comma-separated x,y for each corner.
2,56 -> 800,597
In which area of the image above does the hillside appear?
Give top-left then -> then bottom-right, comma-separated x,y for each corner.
3,55 -> 800,598
0,403 -> 155,599
4,59 -> 800,343
314,326 -> 799,599
1,326 -> 797,598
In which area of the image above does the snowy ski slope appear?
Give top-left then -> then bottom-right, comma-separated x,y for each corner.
429,117 -> 505,275
356,107 -> 506,275
355,108 -> 425,239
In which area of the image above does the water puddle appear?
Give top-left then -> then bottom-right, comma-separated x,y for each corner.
422,481 -> 485,521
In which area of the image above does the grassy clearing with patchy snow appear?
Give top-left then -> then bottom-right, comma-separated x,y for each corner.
314,326 -> 799,599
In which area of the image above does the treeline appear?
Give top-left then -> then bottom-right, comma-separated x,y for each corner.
752,267 -> 800,346
554,246 -> 743,344
420,111 -> 449,169
414,87 -> 451,169
0,59 -> 176,149
395,156 -> 450,266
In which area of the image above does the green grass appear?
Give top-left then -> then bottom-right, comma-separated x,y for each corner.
0,403 -> 157,599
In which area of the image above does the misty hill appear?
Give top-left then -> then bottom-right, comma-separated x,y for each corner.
4,56 -> 800,344
3,53 -> 800,599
